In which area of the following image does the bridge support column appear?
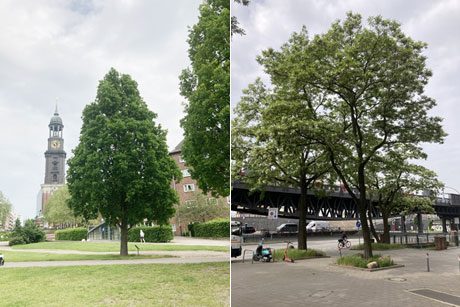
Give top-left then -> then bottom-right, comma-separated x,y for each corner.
442,218 -> 447,233
401,215 -> 406,233
417,212 -> 423,234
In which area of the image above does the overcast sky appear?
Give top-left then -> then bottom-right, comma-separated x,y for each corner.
0,0 -> 201,219
232,0 -> 460,195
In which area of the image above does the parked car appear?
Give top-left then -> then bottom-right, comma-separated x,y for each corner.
242,226 -> 256,234
276,223 -> 298,233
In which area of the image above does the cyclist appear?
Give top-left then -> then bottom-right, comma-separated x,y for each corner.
338,231 -> 348,245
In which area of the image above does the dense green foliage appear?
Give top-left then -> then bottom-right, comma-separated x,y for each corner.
176,191 -> 229,224
128,226 -> 173,243
193,218 -> 229,238
0,191 -> 12,227
67,68 -> 181,256
55,227 -> 88,241
9,219 -> 45,246
43,186 -> 82,227
274,248 -> 325,260
234,12 -> 445,258
0,231 -> 10,241
180,0 -> 230,197
336,254 -> 394,268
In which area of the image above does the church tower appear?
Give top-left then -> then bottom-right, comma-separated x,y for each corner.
44,105 -> 66,184
37,105 -> 66,218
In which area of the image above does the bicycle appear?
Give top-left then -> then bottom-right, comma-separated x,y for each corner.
338,239 -> 351,249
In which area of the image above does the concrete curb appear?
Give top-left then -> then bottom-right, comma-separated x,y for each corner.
330,263 -> 405,272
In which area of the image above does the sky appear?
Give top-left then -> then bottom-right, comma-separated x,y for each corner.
232,0 -> 460,195
0,0 -> 201,219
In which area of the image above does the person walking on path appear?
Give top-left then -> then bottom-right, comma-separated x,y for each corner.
140,230 -> 145,243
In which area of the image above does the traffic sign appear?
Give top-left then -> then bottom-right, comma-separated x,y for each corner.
356,221 -> 361,228
268,208 -> 279,219
102,226 -> 105,233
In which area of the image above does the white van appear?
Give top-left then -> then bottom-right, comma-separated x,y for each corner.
306,221 -> 330,232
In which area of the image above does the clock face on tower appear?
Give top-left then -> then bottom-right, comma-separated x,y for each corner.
51,140 -> 60,149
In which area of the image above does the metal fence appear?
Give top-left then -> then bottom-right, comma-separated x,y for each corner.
390,232 -> 459,247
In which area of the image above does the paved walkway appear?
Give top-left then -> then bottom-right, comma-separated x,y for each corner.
232,247 -> 460,307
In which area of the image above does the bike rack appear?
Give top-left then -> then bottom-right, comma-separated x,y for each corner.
243,249 -> 254,264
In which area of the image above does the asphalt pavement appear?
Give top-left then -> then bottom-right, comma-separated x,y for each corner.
232,237 -> 460,307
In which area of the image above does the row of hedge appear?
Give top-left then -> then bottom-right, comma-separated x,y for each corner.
128,226 -> 173,243
55,228 -> 88,241
193,219 -> 229,238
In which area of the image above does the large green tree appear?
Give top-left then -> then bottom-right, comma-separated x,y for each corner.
232,79 -> 330,250
255,13 -> 445,258
0,191 -> 12,228
67,68 -> 181,256
180,0 -> 230,197
43,186 -> 82,228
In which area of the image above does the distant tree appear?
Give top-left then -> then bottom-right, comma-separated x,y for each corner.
67,68 -> 181,256
43,186 -> 82,228
0,191 -> 12,228
180,0 -> 230,197
366,148 -> 443,243
176,191 -> 228,226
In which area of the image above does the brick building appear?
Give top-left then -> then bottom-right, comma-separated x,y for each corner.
169,140 -> 228,236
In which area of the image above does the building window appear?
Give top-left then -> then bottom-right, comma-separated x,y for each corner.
172,224 -> 176,232
179,155 -> 185,163
185,200 -> 197,207
183,184 -> 195,192
206,198 -> 217,205
227,196 -> 230,204
182,169 -> 191,177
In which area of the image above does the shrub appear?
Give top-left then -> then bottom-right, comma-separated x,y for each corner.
188,222 -> 199,237
55,228 -> 88,241
194,218 -> 229,238
351,243 -> 405,250
336,254 -> 395,268
128,226 -> 173,243
274,248 -> 325,260
0,232 -> 11,241
9,219 -> 45,246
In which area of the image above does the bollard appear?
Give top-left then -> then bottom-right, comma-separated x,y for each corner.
426,253 -> 430,272
458,254 -> 460,274
338,247 -> 342,257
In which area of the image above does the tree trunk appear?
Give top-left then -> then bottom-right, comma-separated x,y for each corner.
382,211 -> 390,244
368,202 -> 380,243
298,174 -> 307,250
120,201 -> 128,256
358,168 -> 373,259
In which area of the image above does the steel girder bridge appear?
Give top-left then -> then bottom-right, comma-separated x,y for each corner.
231,182 -> 460,225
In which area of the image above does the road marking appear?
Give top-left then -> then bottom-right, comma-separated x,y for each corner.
408,289 -> 460,306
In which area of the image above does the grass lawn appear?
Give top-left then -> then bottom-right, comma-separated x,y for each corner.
351,243 -> 405,250
0,262 -> 230,306
0,250 -> 175,262
273,248 -> 325,260
11,242 -> 229,253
